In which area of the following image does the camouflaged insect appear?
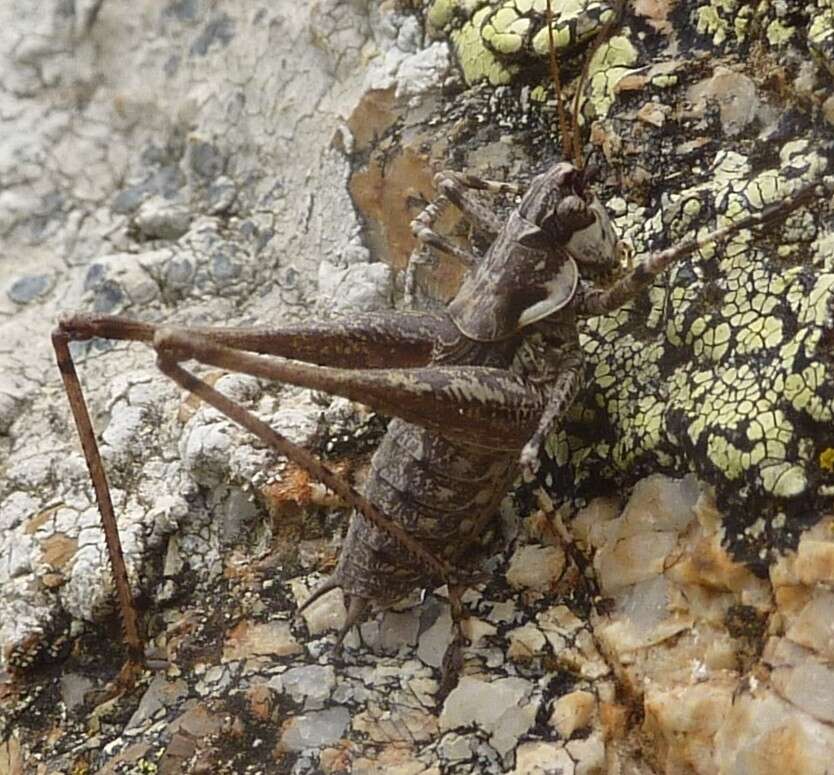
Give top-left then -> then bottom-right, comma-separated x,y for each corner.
52,160 -> 634,684
45,0 -> 830,694
425,0 -> 834,568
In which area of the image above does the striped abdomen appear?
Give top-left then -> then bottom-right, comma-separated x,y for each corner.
332,418 -> 516,604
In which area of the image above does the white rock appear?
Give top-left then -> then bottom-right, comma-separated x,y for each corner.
506,543 -> 566,592
269,665 -> 336,709
550,690 -> 596,738
511,741 -> 574,774
291,578 -> 347,637
380,608 -> 421,652
438,732 -> 474,761
507,623 -> 546,661
440,676 -> 538,757
566,732 -> 606,775
278,707 -> 350,752
317,261 -> 393,313
417,602 -> 452,668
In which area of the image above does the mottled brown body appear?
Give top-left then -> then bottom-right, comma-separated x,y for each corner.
332,309 -> 585,608
335,333 -> 518,605
337,419 -> 516,604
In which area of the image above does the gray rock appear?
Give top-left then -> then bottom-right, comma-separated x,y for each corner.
132,197 -> 191,240
60,672 -> 95,713
417,601 -> 452,668
190,14 -> 235,58
126,675 -> 189,730
7,274 -> 51,304
396,42 -> 451,101
206,175 -> 237,214
438,732 -> 475,762
440,676 -> 538,758
317,261 -> 393,313
380,609 -> 421,652
269,665 -> 336,709
210,251 -> 240,282
112,185 -> 150,214
187,137 -> 226,179
278,707 -> 350,752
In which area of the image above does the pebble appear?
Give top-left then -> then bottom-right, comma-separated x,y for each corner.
294,583 -> 347,636
416,603 -> 452,668
317,262 -> 393,313
206,175 -> 237,213
222,621 -> 303,661
269,664 -> 336,709
169,704 -> 224,738
438,732 -> 474,762
125,676 -> 189,730
246,682 -> 276,721
277,707 -> 351,752
549,690 -> 596,738
566,733 -> 606,775
440,676 -> 537,757
505,544 -> 566,592
511,742 -> 574,774
785,590 -> 834,659
132,196 -> 191,240
7,274 -> 51,304
686,67 -> 764,136
380,608 -> 421,652
507,623 -> 546,662
59,672 -> 95,714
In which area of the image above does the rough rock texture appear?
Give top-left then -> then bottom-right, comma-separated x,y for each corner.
1,0 -> 833,772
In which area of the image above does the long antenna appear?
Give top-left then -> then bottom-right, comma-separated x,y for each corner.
570,1 -> 625,169
545,0 -> 573,162
544,2 -> 626,169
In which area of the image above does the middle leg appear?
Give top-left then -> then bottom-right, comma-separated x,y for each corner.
405,170 -> 526,305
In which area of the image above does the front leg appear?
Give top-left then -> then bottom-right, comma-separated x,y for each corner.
577,180 -> 819,317
434,171 -> 524,236
405,170 -> 525,305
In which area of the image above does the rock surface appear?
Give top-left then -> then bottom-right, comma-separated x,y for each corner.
1,0 -> 833,773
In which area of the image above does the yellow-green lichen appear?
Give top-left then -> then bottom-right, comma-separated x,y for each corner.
434,3 -> 834,533
584,34 -> 639,119
452,6 -> 516,85
696,0 -> 744,46
427,0 -> 485,32
651,73 -> 678,89
760,462 -> 808,499
766,19 -> 795,46
529,0 -> 618,56
560,145 -> 832,521
734,4 -> 752,40
427,0 -> 457,30
808,1 -> 834,76
437,0 -> 621,85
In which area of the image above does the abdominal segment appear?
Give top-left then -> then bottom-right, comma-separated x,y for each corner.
331,418 -> 516,606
